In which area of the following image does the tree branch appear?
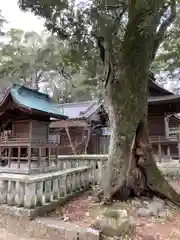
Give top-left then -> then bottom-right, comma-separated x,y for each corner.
36,70 -> 43,83
152,0 -> 176,60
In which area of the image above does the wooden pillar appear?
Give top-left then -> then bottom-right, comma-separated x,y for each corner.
158,137 -> 162,163
17,147 -> 21,169
8,147 -> 11,168
167,146 -> 171,158
28,146 -> 31,169
38,147 -> 41,167
0,146 -> 2,160
48,147 -> 51,166
55,146 -> 58,166
177,134 -> 180,163
164,114 -> 169,137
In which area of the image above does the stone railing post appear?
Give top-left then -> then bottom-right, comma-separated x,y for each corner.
71,172 -> 76,192
66,160 -> 72,169
36,181 -> 43,206
24,183 -> 36,208
15,182 -> 25,206
0,180 -> 8,204
80,171 -> 85,189
45,180 -> 52,203
66,174 -> 72,194
7,181 -> 16,206
59,159 -> 64,170
59,175 -> 67,197
52,178 -> 59,200
75,171 -> 81,191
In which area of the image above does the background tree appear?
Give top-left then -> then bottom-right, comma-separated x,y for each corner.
0,10 -> 6,36
152,9 -> 180,93
0,28 -> 99,102
19,0 -> 180,204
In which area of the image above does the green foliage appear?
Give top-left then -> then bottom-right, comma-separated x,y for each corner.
18,1 -> 179,86
0,10 -> 6,36
0,28 -> 100,102
152,7 -> 180,92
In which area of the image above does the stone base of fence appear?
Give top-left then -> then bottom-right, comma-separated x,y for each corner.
0,190 -> 88,220
0,210 -> 100,240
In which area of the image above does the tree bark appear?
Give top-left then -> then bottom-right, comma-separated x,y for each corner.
101,69 -> 180,205
95,1 -> 180,205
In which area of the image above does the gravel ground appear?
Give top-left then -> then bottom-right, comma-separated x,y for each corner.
47,180 -> 180,240
0,228 -> 43,240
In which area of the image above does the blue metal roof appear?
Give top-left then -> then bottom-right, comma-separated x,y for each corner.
54,101 -> 102,119
8,84 -> 67,119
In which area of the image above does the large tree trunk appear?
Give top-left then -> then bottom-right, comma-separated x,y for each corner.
101,70 -> 180,205
98,1 -> 180,205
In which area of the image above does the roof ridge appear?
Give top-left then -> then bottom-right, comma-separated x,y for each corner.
0,84 -> 67,119
54,100 -> 94,107
148,78 -> 173,95
12,84 -> 51,100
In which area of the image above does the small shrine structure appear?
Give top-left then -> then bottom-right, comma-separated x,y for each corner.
0,84 -> 67,173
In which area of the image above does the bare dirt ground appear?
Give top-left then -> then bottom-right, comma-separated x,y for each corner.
47,180 -> 180,240
0,228 -> 43,240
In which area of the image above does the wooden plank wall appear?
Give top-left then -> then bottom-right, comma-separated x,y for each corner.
12,121 -> 30,138
31,121 -> 49,140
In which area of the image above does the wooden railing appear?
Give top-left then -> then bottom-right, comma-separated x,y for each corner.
0,137 -> 58,146
149,135 -> 178,143
169,127 -> 179,136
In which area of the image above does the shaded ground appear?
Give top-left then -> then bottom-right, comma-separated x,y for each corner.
47,181 -> 180,240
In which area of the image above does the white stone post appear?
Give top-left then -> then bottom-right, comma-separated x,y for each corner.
52,178 -> 59,200
97,161 -> 102,186
24,183 -> 36,208
75,172 -> 80,191
66,174 -> 72,194
0,180 -> 8,204
71,173 -> 76,192
36,181 -> 43,206
80,171 -> 85,190
66,161 -> 72,169
83,170 -> 89,189
7,181 -> 16,206
58,176 -> 67,197
15,182 -> 25,206
45,180 -> 52,203
59,160 -> 64,170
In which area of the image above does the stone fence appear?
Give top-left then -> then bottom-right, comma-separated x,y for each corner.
58,155 -> 107,186
0,166 -> 91,210
57,155 -> 180,184
0,154 -> 179,219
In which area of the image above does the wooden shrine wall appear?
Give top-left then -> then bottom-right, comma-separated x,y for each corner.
31,121 -> 49,140
12,121 -> 30,138
148,115 -> 165,136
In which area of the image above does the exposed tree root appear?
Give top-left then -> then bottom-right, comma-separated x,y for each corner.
97,118 -> 180,207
